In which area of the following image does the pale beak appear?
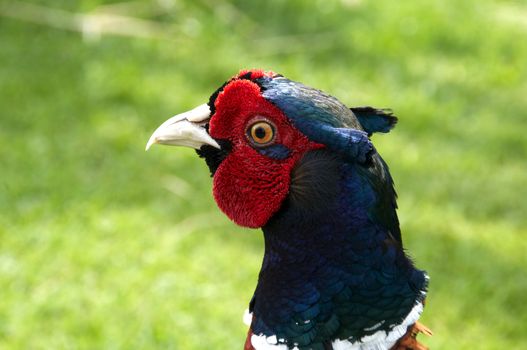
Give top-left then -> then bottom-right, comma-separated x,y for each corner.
145,103 -> 220,151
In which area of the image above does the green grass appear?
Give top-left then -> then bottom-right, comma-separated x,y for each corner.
1,0 -> 526,348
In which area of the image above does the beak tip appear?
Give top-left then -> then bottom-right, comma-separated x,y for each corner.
145,136 -> 157,151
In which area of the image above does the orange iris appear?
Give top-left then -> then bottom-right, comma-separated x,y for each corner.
249,121 -> 275,145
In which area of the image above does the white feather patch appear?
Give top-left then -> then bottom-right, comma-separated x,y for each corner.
251,334 -> 289,350
245,302 -> 425,350
331,302 -> 425,350
243,309 -> 253,326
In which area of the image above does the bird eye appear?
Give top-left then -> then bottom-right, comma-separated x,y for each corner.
248,121 -> 275,146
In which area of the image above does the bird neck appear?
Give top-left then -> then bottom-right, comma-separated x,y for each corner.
250,156 -> 427,344
261,160 -> 401,266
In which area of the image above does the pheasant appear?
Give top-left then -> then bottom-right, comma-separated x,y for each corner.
146,70 -> 432,350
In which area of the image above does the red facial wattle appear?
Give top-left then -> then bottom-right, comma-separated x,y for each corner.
209,78 -> 322,228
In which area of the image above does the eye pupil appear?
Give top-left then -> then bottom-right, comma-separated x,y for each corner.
254,127 -> 266,139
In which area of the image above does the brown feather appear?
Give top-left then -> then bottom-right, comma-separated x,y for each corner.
390,321 -> 433,350
244,328 -> 255,350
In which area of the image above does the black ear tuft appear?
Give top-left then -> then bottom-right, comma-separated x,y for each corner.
350,107 -> 398,136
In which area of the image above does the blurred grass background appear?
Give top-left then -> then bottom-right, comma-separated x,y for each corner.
1,0 -> 526,349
